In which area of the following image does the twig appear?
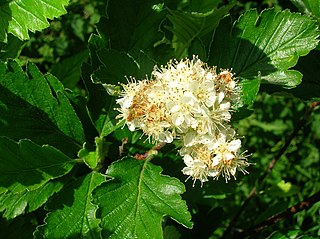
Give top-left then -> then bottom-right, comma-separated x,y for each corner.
238,191 -> 320,239
134,142 -> 167,160
222,101 -> 320,239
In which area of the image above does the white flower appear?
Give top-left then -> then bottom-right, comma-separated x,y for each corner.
209,134 -> 250,182
182,155 -> 209,186
115,56 -> 250,185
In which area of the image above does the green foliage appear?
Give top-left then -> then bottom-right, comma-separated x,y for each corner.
35,172 -> 105,239
291,0 -> 320,23
93,157 -> 193,239
0,137 -> 75,193
50,49 -> 89,89
0,0 -> 319,238
0,60 -> 85,155
0,180 -> 63,219
209,9 -> 319,88
168,2 -> 235,58
0,0 -> 69,42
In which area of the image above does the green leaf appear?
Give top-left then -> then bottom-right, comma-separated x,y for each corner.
0,180 -> 63,219
0,60 -> 85,155
0,137 -> 75,193
0,215 -> 36,239
209,9 -> 319,88
93,157 -> 193,239
267,230 -> 302,239
291,0 -> 320,23
163,225 -> 181,239
50,49 -> 89,89
78,137 -> 111,170
35,172 -> 105,239
267,180 -> 300,197
186,0 -> 222,13
238,78 -> 260,106
82,63 -> 123,137
289,49 -> 320,99
91,49 -> 139,84
256,201 -> 290,225
0,0 -> 69,42
91,0 -> 173,77
103,0 -> 166,52
168,3 -> 235,58
0,34 -> 24,60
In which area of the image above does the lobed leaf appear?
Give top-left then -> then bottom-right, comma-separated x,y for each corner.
209,9 -> 319,88
0,60 -> 85,155
91,49 -> 139,85
0,180 -> 63,219
34,172 -> 105,239
291,0 -> 320,23
238,78 -> 260,107
103,0 -> 166,53
50,49 -> 89,89
0,0 -> 69,42
167,2 -> 235,58
281,48 -> 320,100
0,137 -> 75,193
93,157 -> 193,239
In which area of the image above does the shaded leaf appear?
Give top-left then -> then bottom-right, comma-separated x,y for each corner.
82,63 -> 123,137
209,9 -> 319,88
103,0 -> 166,52
0,137 -> 75,193
90,0 -> 172,79
267,180 -> 300,197
163,225 -> 181,239
0,0 -> 69,42
0,180 -> 64,219
0,60 -> 85,155
0,215 -> 36,239
289,49 -> 320,99
93,157 -> 193,239
35,172 -> 105,239
186,0 -> 222,13
0,34 -> 23,60
50,49 -> 89,89
91,49 -> 139,84
168,2 -> 235,58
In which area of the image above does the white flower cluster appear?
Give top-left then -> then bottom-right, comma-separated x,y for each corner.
116,56 -> 250,186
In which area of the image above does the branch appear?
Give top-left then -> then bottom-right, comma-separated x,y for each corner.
222,101 -> 320,239
238,191 -> 320,238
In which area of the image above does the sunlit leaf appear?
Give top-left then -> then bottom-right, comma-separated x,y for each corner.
93,157 -> 193,239
0,0 -> 69,42
34,172 -> 105,239
209,9 -> 319,88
